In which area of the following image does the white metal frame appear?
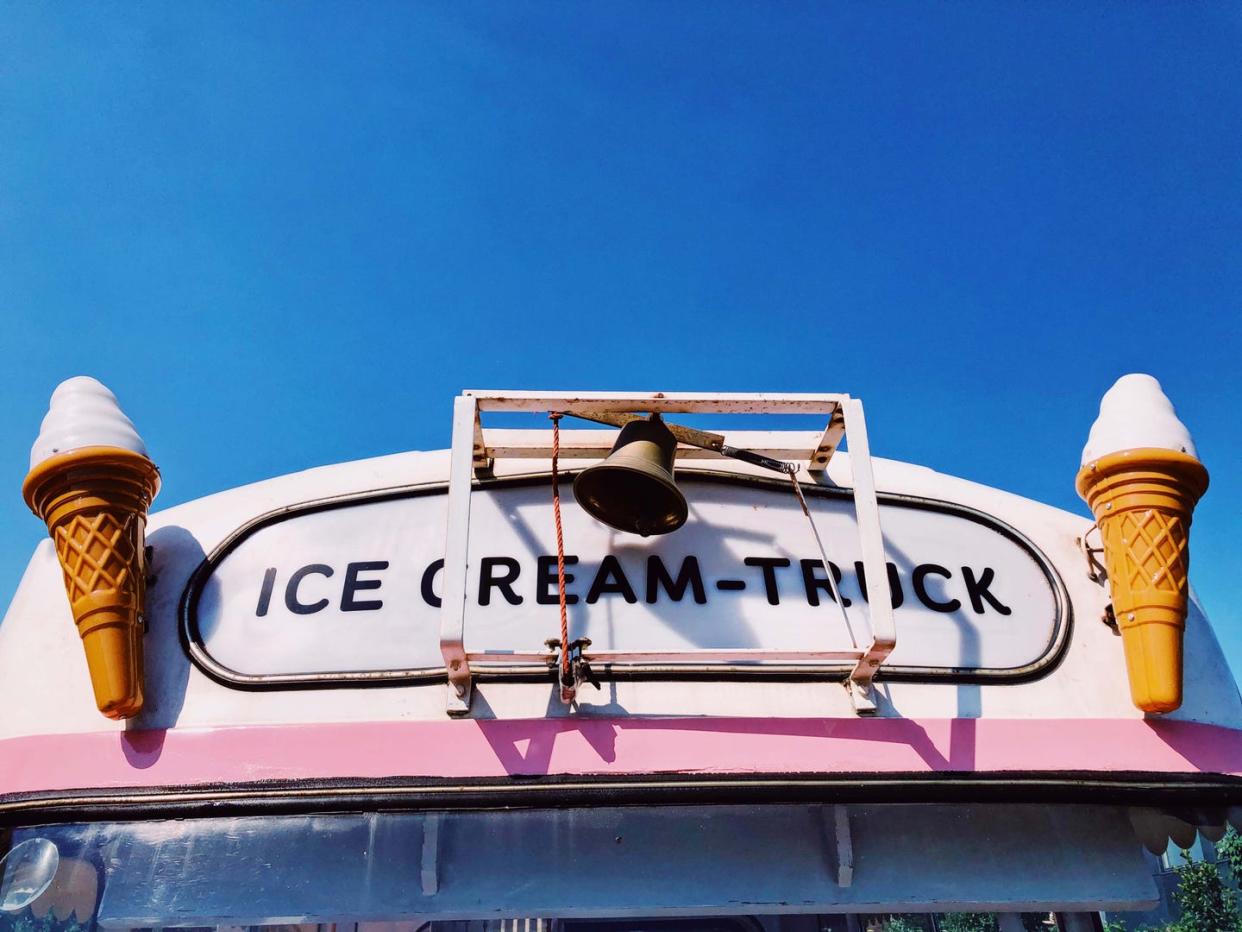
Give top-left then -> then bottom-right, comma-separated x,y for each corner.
439,391 -> 897,715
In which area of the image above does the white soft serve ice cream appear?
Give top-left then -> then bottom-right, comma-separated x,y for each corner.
29,376 -> 149,470
1080,373 -> 1198,467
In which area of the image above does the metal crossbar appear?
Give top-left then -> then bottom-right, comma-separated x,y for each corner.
440,390 -> 896,716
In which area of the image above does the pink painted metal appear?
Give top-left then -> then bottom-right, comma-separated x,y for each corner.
2,717 -> 1239,798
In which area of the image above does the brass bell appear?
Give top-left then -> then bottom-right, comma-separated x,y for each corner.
573,416 -> 688,536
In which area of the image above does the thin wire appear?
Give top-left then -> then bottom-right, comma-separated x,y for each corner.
549,414 -> 570,681
788,469 -> 859,649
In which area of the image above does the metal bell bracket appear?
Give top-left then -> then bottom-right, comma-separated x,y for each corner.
546,637 -> 600,704
440,391 -> 896,716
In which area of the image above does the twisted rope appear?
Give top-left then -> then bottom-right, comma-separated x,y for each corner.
549,413 -> 570,682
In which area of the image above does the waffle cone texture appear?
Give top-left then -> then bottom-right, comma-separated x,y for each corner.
23,446 -> 160,719
1076,448 -> 1208,714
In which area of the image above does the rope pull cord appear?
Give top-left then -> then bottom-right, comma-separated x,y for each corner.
787,469 -> 860,649
548,413 -> 605,703
549,413 -> 572,696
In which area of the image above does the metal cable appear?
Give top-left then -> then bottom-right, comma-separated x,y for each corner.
788,469 -> 860,649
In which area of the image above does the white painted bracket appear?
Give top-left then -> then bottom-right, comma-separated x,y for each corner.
808,404 -> 846,474
847,679 -> 878,714
833,805 -> 854,888
421,813 -> 440,896
441,394 -> 478,716
842,397 -> 896,710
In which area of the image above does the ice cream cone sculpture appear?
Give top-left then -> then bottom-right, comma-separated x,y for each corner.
22,377 -> 160,719
1077,375 -> 1208,714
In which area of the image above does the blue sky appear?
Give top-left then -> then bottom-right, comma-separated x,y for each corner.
2,3 -> 1239,675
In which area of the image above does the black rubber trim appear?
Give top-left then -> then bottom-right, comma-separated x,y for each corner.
180,471 -> 1072,690
3,770 -> 1239,827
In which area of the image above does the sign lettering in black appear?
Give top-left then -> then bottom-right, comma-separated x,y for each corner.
254,554 -> 1012,619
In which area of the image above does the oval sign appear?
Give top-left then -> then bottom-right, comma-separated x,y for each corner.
183,474 -> 1069,686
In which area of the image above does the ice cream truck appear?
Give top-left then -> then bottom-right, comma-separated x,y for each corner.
1,378 -> 1239,932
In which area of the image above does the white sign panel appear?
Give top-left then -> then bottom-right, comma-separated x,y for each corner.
185,477 -> 1067,684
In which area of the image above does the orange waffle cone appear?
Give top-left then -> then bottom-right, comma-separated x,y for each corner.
1077,448 -> 1209,713
23,446 -> 160,719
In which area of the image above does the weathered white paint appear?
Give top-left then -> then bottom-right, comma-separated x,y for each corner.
1,443 -> 1238,738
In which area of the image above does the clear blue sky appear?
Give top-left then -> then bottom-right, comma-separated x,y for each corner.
2,3 -> 1239,674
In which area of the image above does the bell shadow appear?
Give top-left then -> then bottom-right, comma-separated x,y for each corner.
615,714 -> 977,772
504,475 -> 854,656
498,473 -> 988,707
807,465 -> 988,645
812,466 -> 986,763
498,477 -> 780,657
470,687 -> 624,775
468,686 -> 976,777
468,467 -> 990,771
852,529 -> 982,769
122,524 -> 205,757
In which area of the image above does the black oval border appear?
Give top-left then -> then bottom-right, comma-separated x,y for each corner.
180,471 -> 1072,690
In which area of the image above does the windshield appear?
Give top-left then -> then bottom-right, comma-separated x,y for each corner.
1,806 -> 1138,931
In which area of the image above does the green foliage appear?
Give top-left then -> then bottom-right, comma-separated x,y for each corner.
1168,848 -> 1240,932
1108,833 -> 1242,932
937,915 -> 998,932
1,910 -> 86,932
881,918 -> 927,932
1217,828 -> 1242,883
